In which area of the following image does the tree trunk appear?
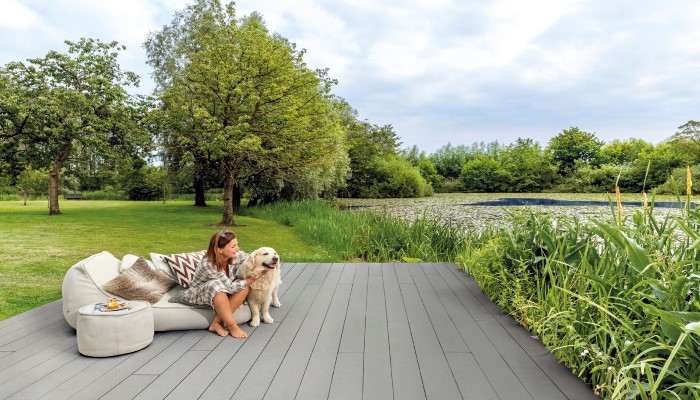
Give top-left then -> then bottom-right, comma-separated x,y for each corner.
219,170 -> 235,226
193,174 -> 206,207
192,153 -> 208,207
232,182 -> 241,214
48,141 -> 72,215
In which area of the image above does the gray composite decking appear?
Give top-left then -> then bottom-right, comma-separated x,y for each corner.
0,263 -> 598,400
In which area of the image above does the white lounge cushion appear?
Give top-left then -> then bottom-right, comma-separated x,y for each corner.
63,251 -> 251,331
77,301 -> 154,357
152,287 -> 251,331
149,252 -> 179,283
62,251 -> 120,329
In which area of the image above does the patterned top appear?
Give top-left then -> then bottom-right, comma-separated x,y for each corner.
169,250 -> 248,308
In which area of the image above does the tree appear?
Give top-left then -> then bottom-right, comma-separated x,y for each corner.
500,138 -> 556,192
459,155 -> 509,192
674,120 -> 700,143
0,38 -> 148,214
148,1 -> 347,225
16,168 -> 48,205
547,127 -> 603,175
599,138 -> 653,165
428,143 -> 472,180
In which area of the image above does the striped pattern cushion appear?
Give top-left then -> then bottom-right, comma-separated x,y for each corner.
162,250 -> 206,288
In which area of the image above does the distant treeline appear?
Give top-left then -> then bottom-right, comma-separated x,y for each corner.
402,123 -> 700,195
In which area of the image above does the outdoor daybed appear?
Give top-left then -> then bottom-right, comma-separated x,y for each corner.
62,251 -> 251,331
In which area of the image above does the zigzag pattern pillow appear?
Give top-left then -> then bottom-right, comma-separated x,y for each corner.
162,250 -> 206,288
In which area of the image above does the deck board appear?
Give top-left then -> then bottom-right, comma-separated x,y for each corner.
0,263 -> 597,400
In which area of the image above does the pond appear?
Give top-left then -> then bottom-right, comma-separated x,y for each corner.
338,193 -> 687,232
465,197 -> 693,209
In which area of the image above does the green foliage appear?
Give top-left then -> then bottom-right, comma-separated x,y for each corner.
429,142 -> 500,179
555,163 -> 623,193
348,156 -> 433,198
242,200 -> 472,262
417,159 -> 443,191
623,143 -> 690,191
656,165 -> 700,195
145,1 -> 348,222
457,206 -> 700,399
500,138 -> 557,192
548,127 -> 604,175
599,138 -> 654,165
459,155 -> 510,192
0,38 -> 149,215
119,163 -> 171,201
16,168 -> 49,198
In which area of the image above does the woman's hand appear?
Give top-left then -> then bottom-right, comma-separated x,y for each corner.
246,269 -> 269,285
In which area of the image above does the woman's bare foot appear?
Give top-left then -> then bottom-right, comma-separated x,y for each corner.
228,324 -> 248,338
208,321 -> 229,337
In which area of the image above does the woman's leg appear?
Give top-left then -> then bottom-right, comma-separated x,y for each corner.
211,291 -> 247,338
225,287 -> 249,338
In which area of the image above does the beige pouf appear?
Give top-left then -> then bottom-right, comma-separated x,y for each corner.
77,301 -> 154,357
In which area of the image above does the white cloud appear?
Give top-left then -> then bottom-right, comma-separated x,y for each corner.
0,0 -> 41,29
1,0 -> 699,151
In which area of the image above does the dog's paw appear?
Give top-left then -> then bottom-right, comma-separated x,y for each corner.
272,301 -> 281,308
263,315 -> 274,324
250,318 -> 260,327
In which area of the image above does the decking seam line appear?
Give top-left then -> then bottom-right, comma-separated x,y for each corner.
288,263 -> 345,400
425,262 -> 501,398
0,318 -> 67,351
221,262 -> 318,399
441,262 -> 564,399
0,343 -> 79,399
257,262 -> 334,400
378,264 -> 395,399
439,262 -> 532,398
231,262 -> 329,399
389,262 -> 428,400
329,263 -> 362,398
410,262 -> 471,399
99,332 -> 188,400
206,262 -> 317,398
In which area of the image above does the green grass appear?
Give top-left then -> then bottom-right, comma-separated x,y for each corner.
240,200 -> 473,262
0,200 -> 335,320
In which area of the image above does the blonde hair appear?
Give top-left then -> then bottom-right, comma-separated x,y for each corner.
206,230 -> 236,272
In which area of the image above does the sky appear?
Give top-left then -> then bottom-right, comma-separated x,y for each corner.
1,0 -> 699,153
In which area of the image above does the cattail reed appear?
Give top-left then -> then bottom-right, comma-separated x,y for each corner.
616,185 -> 622,227
686,165 -> 692,215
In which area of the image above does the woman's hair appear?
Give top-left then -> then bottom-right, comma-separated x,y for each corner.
206,230 -> 237,272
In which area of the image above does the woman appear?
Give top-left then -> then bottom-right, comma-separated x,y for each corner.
173,230 -> 266,338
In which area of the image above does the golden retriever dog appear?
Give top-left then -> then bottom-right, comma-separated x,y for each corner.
237,247 -> 282,327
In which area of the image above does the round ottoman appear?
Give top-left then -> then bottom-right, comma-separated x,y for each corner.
77,301 -> 154,357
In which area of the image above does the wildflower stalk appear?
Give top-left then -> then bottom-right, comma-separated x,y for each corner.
642,160 -> 650,223
616,186 -> 622,228
686,165 -> 692,216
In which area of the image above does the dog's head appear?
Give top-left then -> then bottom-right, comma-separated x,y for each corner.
250,247 -> 280,270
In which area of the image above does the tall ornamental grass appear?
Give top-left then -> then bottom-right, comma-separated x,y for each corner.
241,200 -> 478,262
458,202 -> 700,399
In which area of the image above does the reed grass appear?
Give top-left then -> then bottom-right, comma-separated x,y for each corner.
457,200 -> 700,399
240,200 -> 477,262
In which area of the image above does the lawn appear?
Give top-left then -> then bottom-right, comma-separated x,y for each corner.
0,200 -> 335,320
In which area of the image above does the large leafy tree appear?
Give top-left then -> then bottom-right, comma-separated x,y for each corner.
500,138 -> 556,192
0,38 -> 148,214
547,127 -> 603,175
148,0 -> 347,225
598,138 -> 653,165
